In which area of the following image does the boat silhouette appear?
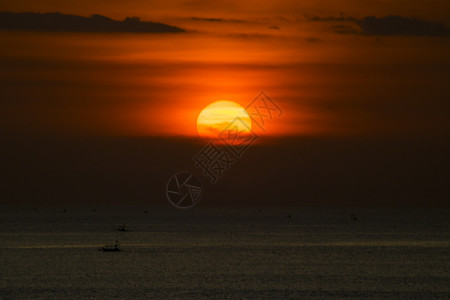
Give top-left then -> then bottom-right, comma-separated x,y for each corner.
99,241 -> 121,252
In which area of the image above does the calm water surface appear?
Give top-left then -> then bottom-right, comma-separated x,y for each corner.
1,206 -> 449,299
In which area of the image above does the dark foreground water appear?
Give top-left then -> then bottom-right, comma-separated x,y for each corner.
1,206 -> 449,299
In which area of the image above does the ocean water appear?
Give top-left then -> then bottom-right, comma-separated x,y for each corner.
1,206 -> 449,299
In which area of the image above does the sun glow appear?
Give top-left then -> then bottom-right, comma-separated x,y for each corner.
197,100 -> 251,139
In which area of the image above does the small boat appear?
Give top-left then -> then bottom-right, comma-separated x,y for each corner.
99,241 -> 121,252
117,224 -> 127,232
100,246 -> 121,252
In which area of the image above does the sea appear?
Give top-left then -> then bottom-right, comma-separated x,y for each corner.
1,206 -> 449,299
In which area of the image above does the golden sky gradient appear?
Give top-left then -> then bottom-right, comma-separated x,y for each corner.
1,0 -> 450,139
1,1 -> 450,207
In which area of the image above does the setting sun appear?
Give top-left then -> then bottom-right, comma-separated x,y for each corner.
196,100 -> 251,139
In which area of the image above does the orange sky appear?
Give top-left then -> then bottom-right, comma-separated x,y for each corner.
2,0 -> 450,23
1,1 -> 450,139
1,1 -> 450,207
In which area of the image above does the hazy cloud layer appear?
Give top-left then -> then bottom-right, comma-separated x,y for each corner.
303,13 -> 355,22
0,12 -> 185,33
303,13 -> 450,37
357,16 -> 450,37
190,16 -> 247,23
330,24 -> 359,34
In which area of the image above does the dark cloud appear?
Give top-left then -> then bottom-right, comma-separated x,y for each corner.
2,135 -> 449,207
268,25 -> 280,30
305,13 -> 450,37
190,16 -> 247,23
227,33 -> 272,39
304,12 -> 355,22
357,15 -> 450,37
0,12 -> 185,33
305,37 -> 320,42
330,24 -> 360,34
